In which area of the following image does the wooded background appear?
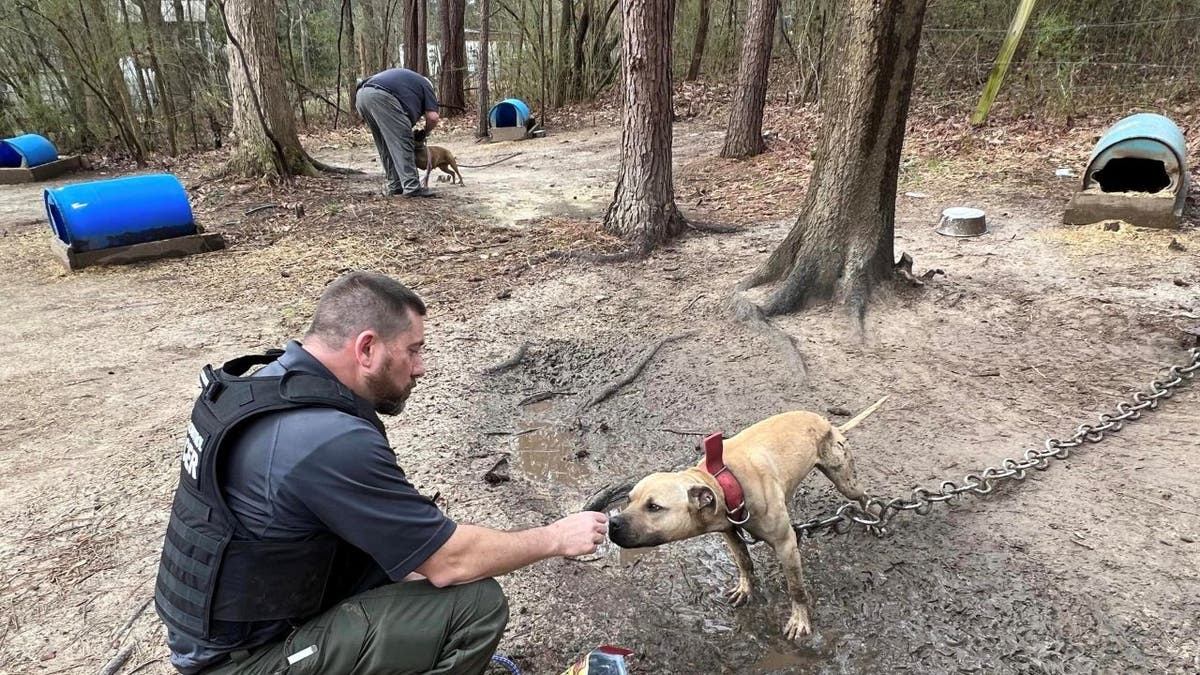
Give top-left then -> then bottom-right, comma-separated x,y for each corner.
1,0 -> 1198,160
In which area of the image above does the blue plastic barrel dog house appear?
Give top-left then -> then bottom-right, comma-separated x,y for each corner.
489,99 -> 531,128
0,134 -> 59,168
44,174 -> 197,253
488,99 -> 532,141
1081,113 -> 1190,218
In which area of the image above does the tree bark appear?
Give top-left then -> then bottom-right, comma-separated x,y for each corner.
135,0 -> 180,155
602,0 -> 686,252
555,0 -> 574,104
476,0 -> 492,137
719,0 -> 778,157
439,0 -> 467,114
738,0 -> 928,317
417,0 -> 429,74
80,0 -> 147,162
684,0 -> 709,81
221,0 -> 313,177
571,0 -> 590,98
404,0 -> 420,71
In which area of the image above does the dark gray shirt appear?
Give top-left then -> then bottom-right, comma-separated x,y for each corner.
362,67 -> 439,125
167,341 -> 456,673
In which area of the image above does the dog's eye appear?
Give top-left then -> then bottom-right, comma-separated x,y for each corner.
645,502 -> 663,512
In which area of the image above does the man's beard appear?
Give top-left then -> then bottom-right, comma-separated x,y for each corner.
364,356 -> 414,416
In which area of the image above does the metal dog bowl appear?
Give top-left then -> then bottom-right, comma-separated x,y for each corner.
936,206 -> 987,237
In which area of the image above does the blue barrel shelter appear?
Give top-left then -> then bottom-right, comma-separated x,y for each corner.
488,99 -> 532,141
0,133 -> 82,184
0,134 -> 59,168
1064,113 -> 1190,229
44,173 -> 225,271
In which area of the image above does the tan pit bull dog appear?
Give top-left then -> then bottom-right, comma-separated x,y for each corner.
414,145 -> 464,187
607,397 -> 887,640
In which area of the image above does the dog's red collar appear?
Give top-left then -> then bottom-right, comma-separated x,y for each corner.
702,432 -> 749,525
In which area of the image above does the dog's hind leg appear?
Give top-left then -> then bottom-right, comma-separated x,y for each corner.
448,159 -> 464,185
720,530 -> 754,607
816,430 -> 868,505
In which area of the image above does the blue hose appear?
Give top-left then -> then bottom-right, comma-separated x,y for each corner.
490,654 -> 522,674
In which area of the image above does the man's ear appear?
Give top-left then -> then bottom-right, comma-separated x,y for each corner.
688,485 -> 717,513
353,330 -> 380,367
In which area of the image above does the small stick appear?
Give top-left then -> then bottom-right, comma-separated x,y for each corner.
482,342 -> 530,375
662,428 -> 707,436
244,203 -> 280,216
98,644 -> 135,675
517,391 -> 574,406
111,597 -> 152,645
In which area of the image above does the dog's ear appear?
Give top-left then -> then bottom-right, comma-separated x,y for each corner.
688,485 -> 717,513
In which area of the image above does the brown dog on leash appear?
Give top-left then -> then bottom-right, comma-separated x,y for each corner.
608,397 -> 886,640
414,145 -> 463,186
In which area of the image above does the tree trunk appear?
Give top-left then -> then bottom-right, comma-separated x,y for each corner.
477,0 -> 492,137
347,0 -> 360,120
417,0 -> 429,74
602,0 -> 685,252
135,0 -> 180,155
555,0 -> 574,104
117,0 -> 154,138
719,0 -> 778,157
357,0 -> 382,74
439,0 -> 467,114
221,0 -> 313,177
571,0 -> 590,98
404,0 -> 420,71
80,0 -> 146,162
684,0 -> 709,81
738,0 -> 928,316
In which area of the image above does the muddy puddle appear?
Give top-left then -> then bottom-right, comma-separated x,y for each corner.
515,400 -> 589,487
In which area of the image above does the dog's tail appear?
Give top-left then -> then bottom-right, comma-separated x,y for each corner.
836,395 -> 889,433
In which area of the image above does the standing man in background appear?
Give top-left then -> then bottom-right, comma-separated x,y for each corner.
356,68 -> 440,198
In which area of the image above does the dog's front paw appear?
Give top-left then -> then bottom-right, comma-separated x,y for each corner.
784,606 -> 812,640
725,578 -> 753,607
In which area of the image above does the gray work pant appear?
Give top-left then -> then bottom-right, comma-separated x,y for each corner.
355,86 -> 421,195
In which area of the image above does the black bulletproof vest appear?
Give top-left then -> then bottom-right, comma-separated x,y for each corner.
153,350 -> 386,640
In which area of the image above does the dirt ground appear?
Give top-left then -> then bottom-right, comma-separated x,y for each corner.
1,101 -> 1199,675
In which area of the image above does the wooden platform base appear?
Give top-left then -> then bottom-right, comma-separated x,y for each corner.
490,127 -> 528,142
0,156 -> 82,185
50,232 -> 227,271
1063,192 -> 1181,229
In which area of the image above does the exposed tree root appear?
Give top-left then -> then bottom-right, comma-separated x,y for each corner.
481,341 -> 530,375
685,220 -> 742,234
729,294 -> 808,378
578,331 -> 696,411
307,154 -> 363,175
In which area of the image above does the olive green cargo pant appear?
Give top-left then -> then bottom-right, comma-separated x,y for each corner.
205,579 -> 509,675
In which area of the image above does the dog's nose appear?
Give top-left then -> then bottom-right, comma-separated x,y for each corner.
609,517 -> 625,532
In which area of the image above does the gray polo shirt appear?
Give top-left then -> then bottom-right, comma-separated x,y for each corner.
167,341 -> 456,673
362,67 -> 438,125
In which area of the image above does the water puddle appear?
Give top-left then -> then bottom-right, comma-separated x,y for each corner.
515,401 -> 589,487
752,649 -> 804,673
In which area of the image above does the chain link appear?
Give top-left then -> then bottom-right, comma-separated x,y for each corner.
792,347 -> 1200,539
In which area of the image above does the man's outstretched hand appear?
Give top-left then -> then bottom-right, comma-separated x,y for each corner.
549,511 -> 609,557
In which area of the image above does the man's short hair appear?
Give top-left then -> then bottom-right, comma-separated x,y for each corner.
306,271 -> 426,345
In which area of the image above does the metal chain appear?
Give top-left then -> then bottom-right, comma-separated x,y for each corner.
792,347 -> 1200,539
